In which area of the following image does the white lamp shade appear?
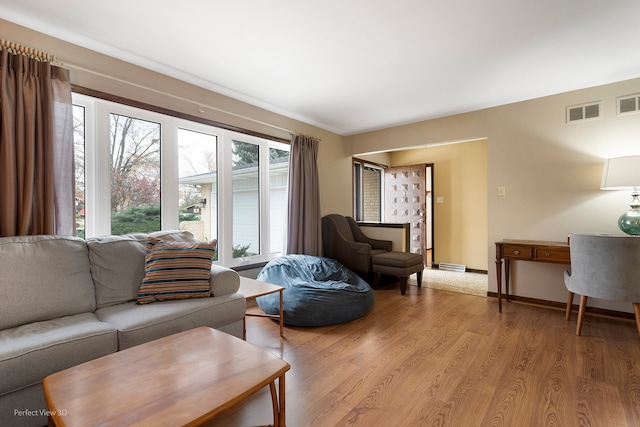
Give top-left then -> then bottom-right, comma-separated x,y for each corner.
600,155 -> 640,190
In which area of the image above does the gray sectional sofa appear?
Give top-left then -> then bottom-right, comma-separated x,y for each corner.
0,230 -> 246,427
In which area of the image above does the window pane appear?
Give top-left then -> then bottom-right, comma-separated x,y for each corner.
178,129 -> 218,247
270,148 -> 289,254
363,166 -> 382,221
232,140 -> 259,259
109,113 -> 161,235
73,105 -> 86,238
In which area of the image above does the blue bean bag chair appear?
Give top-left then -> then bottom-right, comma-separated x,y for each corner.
256,254 -> 375,327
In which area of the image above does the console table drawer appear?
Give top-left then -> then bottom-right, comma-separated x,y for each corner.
533,247 -> 570,263
502,246 -> 532,259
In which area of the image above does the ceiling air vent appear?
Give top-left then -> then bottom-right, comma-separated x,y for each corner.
617,94 -> 640,115
566,101 -> 601,123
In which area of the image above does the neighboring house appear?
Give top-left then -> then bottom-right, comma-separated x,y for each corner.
184,204 -> 201,215
179,157 -> 289,256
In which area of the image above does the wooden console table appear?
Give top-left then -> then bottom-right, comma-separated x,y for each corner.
495,239 -> 570,312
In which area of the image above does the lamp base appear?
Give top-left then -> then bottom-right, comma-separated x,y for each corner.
618,209 -> 640,235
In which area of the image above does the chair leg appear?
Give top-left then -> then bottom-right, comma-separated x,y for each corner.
576,295 -> 588,336
416,270 -> 423,288
565,292 -> 574,320
400,277 -> 407,295
633,303 -> 640,336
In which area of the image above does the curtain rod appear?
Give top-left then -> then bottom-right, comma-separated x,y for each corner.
57,59 -> 304,137
0,38 -> 55,62
289,131 -> 322,142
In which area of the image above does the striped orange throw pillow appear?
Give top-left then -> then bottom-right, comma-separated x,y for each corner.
137,239 -> 216,304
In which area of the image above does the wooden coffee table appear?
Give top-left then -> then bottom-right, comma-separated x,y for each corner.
239,277 -> 285,339
43,327 -> 290,427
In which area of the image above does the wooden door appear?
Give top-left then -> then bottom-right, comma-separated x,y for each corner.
385,164 -> 428,263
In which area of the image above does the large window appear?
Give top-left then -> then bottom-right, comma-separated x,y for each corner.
73,93 -> 289,267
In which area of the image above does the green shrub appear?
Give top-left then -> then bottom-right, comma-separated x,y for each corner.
232,243 -> 252,258
111,205 -> 160,235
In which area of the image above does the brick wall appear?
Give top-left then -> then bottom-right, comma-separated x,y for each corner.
363,167 -> 381,221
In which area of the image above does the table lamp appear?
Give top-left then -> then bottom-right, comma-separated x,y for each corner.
601,155 -> 640,235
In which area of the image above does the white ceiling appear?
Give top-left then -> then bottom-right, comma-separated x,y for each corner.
2,0 -> 640,136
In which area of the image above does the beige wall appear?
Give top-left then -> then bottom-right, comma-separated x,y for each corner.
348,79 -> 640,313
389,140 -> 488,270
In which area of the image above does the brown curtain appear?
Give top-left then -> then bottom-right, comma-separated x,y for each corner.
0,49 -> 74,237
286,134 -> 322,255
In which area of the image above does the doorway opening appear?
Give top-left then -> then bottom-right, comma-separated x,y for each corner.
353,158 -> 434,268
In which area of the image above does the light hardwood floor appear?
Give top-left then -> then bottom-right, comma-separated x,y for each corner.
205,283 -> 640,427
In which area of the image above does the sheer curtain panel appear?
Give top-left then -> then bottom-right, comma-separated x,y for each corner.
286,134 -> 322,255
0,48 -> 74,237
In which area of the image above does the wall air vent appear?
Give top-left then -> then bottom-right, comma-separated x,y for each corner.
566,102 -> 601,123
566,101 -> 601,123
439,262 -> 466,273
617,94 -> 640,115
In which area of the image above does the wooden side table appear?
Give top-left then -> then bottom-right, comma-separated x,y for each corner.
495,239 -> 570,312
239,277 -> 284,339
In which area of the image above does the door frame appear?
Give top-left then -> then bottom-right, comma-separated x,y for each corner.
425,163 -> 434,268
351,158 -> 435,268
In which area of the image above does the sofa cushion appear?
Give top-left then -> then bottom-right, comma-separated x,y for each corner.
0,313 -> 117,396
137,239 -> 216,304
1,383 -> 47,427
148,230 -> 201,243
86,234 -> 148,308
95,294 -> 246,349
86,230 -> 199,308
0,235 -> 97,330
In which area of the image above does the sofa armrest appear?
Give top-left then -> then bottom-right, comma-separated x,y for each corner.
209,264 -> 240,296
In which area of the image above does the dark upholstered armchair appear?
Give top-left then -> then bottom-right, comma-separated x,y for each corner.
321,214 -> 392,274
